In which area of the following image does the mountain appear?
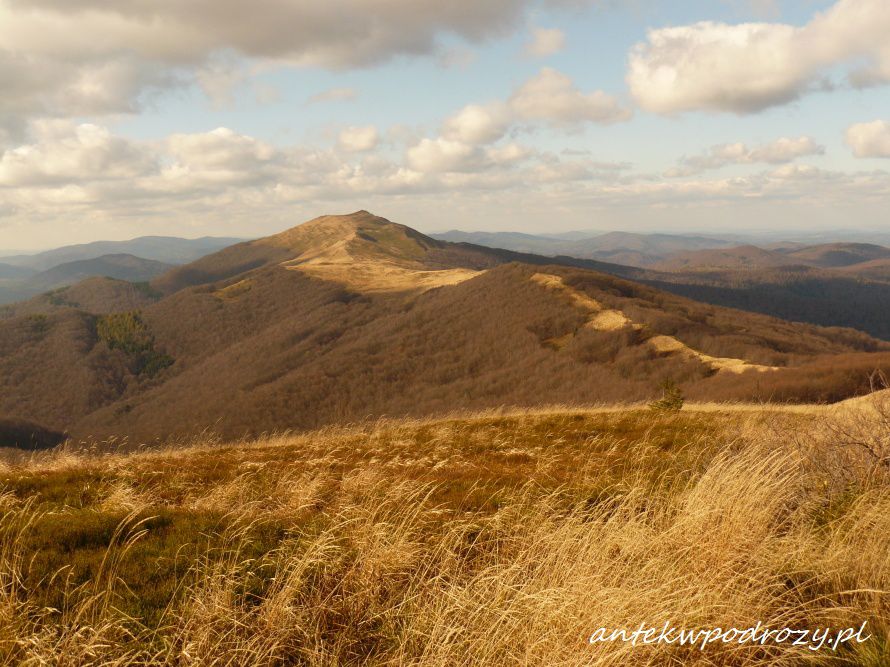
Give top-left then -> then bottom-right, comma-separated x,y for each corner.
2,211 -> 889,445
1,277 -> 160,319
488,240 -> 890,340
648,242 -> 890,274
650,245 -> 795,271
432,230 -> 735,267
24,254 -> 172,292
836,258 -> 890,282
152,210 -> 498,295
573,241 -> 890,340
0,263 -> 36,279
0,235 -> 243,271
634,267 -> 890,341
0,236 -> 240,306
780,242 -> 890,268
0,254 -> 172,306
433,230 -> 566,256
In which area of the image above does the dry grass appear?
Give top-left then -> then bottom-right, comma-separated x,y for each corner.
0,403 -> 888,665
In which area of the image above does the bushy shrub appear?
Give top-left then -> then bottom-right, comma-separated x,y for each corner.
649,378 -> 685,412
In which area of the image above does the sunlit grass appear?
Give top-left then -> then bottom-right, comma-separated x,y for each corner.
0,402 -> 888,665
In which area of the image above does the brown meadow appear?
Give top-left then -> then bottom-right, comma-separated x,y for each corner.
1,396 -> 889,665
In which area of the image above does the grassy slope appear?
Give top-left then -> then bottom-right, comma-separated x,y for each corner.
1,402 -> 889,665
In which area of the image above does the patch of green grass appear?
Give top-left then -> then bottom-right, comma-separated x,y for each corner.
19,508 -> 289,629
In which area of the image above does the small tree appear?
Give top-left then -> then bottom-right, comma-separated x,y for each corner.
650,378 -> 684,413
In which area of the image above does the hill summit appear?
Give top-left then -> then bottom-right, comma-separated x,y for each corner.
153,211 -> 496,294
2,210 -> 889,443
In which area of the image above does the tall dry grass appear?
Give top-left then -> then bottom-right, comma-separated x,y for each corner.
0,404 -> 888,665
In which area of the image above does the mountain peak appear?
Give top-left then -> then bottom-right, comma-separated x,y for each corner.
266,210 -> 437,262
153,210 -> 496,295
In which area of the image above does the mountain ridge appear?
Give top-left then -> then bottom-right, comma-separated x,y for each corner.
1,211 -> 888,444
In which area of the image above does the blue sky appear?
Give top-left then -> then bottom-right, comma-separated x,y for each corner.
0,0 -> 888,249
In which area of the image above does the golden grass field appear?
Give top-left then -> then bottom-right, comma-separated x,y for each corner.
1,397 -> 889,665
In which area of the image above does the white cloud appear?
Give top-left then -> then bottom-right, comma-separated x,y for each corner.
338,126 -> 379,153
439,69 -> 627,148
0,49 -> 175,130
525,27 -> 566,57
161,127 -> 283,189
404,67 -> 628,175
510,68 -> 631,126
0,1 -> 538,68
845,120 -> 890,158
400,66 -> 629,177
1,121 -> 889,246
406,138 -> 485,173
628,0 -> 890,114
0,0 -> 573,130
0,121 -> 155,187
442,103 -> 512,145
748,136 -> 824,163
668,136 -> 824,176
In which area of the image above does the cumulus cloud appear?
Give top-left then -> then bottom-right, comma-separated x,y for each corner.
442,103 -> 512,145
510,68 -> 631,126
406,138 -> 487,173
338,126 -> 379,153
0,49 -> 175,131
0,121 -> 155,187
628,0 -> 890,114
0,0 -> 580,130
166,128 -> 278,172
402,67 -> 628,177
668,136 -> 825,176
747,137 -> 825,163
438,69 -> 627,149
1,121 -> 888,244
525,27 -> 566,57
845,120 -> 890,158
0,1 -> 540,68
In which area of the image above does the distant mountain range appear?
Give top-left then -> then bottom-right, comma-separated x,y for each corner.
2,211 -> 888,445
433,230 -> 738,267
0,235 -> 244,271
0,236 -> 244,305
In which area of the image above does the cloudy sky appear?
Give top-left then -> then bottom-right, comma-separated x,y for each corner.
1,0 -> 889,249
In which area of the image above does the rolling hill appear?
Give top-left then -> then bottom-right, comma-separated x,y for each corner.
650,245 -> 795,271
2,211 -> 889,444
0,237 -> 241,305
637,267 -> 890,341
0,263 -> 36,279
0,254 -> 172,306
600,244 -> 890,340
432,230 -> 735,267
443,232 -> 890,340
781,242 -> 890,268
836,258 -> 890,281
0,277 -> 160,319
0,235 -> 244,271
23,254 -> 173,291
